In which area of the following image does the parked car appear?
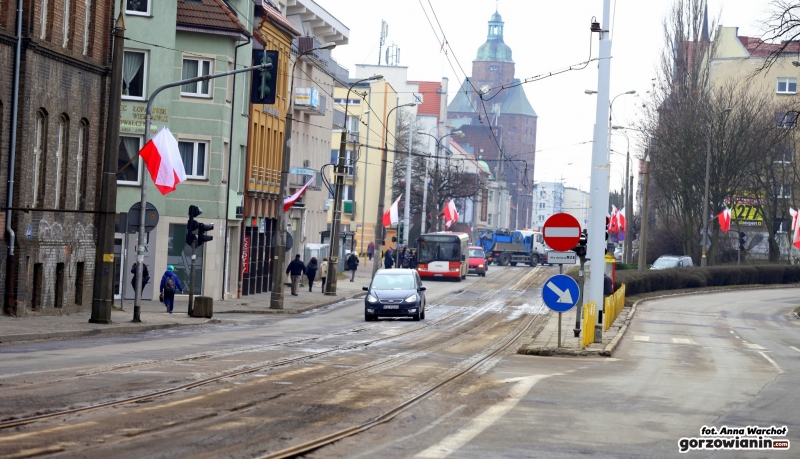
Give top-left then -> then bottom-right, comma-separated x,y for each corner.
363,269 -> 426,321
468,246 -> 488,277
614,246 -> 623,262
650,255 -> 694,270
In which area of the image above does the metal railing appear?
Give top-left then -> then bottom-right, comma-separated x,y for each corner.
603,284 -> 626,332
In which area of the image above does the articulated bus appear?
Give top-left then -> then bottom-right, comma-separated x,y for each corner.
416,232 -> 470,281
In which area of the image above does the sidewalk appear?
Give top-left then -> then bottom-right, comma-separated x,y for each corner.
0,258 -> 380,344
517,303 -> 632,357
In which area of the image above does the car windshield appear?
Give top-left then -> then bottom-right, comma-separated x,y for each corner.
371,274 -> 416,290
469,249 -> 485,258
652,258 -> 678,269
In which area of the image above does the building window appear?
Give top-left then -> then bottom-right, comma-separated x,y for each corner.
775,183 -> 792,199
777,77 -> 797,94
489,65 -> 499,72
776,111 -> 797,129
76,120 -> 89,209
487,214 -> 493,226
181,58 -> 212,97
122,50 -> 146,99
55,115 -> 69,209
54,263 -> 65,308
40,0 -> 49,40
539,215 -> 545,221
488,190 -> 494,203
118,135 -> 142,185
33,110 -> 47,208
82,0 -> 93,55
178,140 -> 208,179
125,0 -> 150,16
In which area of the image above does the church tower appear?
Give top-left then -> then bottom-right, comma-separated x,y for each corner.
471,10 -> 515,105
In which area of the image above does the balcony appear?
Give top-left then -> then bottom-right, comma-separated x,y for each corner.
291,36 -> 350,87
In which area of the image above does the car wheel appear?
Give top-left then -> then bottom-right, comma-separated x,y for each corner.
420,305 -> 425,320
412,310 -> 421,321
530,255 -> 539,267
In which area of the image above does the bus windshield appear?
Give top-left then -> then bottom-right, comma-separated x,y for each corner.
418,238 -> 461,264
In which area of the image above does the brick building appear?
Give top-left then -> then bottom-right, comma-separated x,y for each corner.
448,9 -> 538,230
1,0 -> 112,316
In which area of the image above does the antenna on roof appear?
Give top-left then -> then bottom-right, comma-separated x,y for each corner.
386,43 -> 400,66
378,20 -> 388,66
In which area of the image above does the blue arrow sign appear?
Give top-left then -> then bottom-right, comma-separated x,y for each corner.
542,274 -> 580,313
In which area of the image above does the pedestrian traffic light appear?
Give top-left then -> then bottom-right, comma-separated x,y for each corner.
426,214 -> 434,231
186,205 -> 202,246
605,216 -> 610,254
739,231 -> 746,251
197,222 -> 214,246
251,50 -> 278,105
574,229 -> 588,258
398,224 -> 404,243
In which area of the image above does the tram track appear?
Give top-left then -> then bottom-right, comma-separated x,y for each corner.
0,267 -> 545,433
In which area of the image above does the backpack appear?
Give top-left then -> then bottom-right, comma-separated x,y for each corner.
165,275 -> 176,294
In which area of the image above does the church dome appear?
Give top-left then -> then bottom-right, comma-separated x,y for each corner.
475,10 -> 514,63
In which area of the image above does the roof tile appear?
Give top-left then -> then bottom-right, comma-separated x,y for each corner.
176,0 -> 249,36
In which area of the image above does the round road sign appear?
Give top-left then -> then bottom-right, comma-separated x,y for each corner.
542,213 -> 581,251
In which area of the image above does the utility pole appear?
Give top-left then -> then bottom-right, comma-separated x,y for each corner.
586,0 -> 613,317
638,154 -> 651,270
330,75 -> 383,291
90,8 -> 124,324
403,116 -> 415,246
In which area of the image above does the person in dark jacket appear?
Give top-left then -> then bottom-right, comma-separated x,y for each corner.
384,248 -> 394,269
159,265 -> 184,314
306,257 -> 319,292
130,263 -> 150,297
368,241 -> 375,260
346,252 -> 360,282
286,254 -> 306,296
604,274 -> 614,297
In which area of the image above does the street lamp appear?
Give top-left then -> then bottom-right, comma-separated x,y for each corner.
611,128 -> 633,263
613,125 -> 651,270
416,130 -> 465,233
701,107 -> 733,267
326,74 -> 384,295
269,41 -> 336,309
370,101 -> 414,277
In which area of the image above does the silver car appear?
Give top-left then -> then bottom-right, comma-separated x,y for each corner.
650,255 -> 693,270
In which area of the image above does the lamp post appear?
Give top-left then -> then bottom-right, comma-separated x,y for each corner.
416,130 -> 464,233
371,101 -> 415,278
269,41 -> 336,309
327,75 -> 384,294
358,109 -> 371,258
701,107 -> 733,267
613,125 -> 651,270
611,127 -> 631,263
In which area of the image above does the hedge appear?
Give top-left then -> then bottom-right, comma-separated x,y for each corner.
615,265 -> 800,296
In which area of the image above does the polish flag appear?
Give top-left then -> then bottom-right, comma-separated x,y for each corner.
718,208 -> 732,233
138,127 -> 187,195
443,199 -> 459,228
618,207 -> 626,230
383,195 -> 401,226
791,208 -> 800,249
608,206 -> 620,233
283,177 -> 314,212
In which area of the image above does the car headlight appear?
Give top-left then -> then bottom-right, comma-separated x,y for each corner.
403,293 -> 418,303
367,294 -> 379,303
478,264 -> 484,268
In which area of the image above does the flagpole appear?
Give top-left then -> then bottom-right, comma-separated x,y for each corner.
132,63 -> 271,322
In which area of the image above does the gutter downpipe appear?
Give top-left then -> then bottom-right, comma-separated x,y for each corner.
222,35 -> 251,301
5,0 -> 23,315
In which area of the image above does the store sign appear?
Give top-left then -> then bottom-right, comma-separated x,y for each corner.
242,236 -> 250,274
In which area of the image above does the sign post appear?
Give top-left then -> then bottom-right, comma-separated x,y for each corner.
542,274 -> 580,347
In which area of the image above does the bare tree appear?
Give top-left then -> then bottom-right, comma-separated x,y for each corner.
756,1 -> 800,72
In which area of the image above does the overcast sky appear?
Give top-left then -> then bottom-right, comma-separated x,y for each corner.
323,0 -> 774,194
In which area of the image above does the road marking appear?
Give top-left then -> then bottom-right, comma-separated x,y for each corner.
759,351 -> 784,374
509,267 -> 540,291
0,422 -> 97,443
743,342 -> 765,350
735,336 -> 740,339
671,338 -> 696,345
790,346 -> 800,353
633,335 -> 650,342
414,374 -> 557,458
729,330 -> 734,333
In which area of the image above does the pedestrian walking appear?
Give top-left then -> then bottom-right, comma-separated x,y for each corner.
383,248 -> 394,269
286,254 -> 306,296
130,262 -> 150,297
368,241 -> 375,260
306,257 -> 319,292
159,265 -> 184,314
347,251 -> 360,282
320,257 -> 329,292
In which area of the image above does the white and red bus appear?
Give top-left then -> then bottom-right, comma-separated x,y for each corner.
416,232 -> 470,281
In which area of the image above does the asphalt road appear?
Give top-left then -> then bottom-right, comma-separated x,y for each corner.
1,276 -> 798,459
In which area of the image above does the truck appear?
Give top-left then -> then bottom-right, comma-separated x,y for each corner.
476,229 -> 548,267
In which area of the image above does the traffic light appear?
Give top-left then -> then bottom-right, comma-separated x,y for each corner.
197,222 -> 215,246
186,205 -> 202,246
738,231 -> 746,251
426,214 -> 434,231
251,50 -> 278,105
574,229 -> 588,258
398,224 -> 404,243
605,216 -> 610,254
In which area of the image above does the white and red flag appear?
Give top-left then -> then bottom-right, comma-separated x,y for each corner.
383,195 -> 402,227
609,206 -> 620,233
283,177 -> 314,212
138,127 -> 187,195
443,199 -> 459,228
617,206 -> 626,230
718,208 -> 732,233
791,208 -> 800,249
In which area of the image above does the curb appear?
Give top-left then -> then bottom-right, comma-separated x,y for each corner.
0,318 -> 221,344
215,292 -> 367,315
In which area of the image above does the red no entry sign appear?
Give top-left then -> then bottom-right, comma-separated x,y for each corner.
542,213 -> 582,251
